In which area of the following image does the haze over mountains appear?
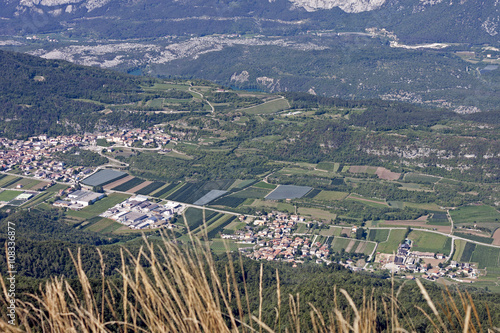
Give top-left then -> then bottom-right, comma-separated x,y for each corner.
1,0 -> 500,111
2,0 -> 499,42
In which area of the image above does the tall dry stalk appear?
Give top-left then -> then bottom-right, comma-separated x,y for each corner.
0,232 -> 498,332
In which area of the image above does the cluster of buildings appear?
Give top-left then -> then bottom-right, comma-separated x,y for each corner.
0,135 -> 94,183
53,189 -> 106,210
97,128 -> 174,148
100,196 -> 186,230
0,127 -> 176,184
381,240 -> 478,281
221,212 -> 331,263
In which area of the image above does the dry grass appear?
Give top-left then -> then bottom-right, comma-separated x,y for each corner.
0,233 -> 499,332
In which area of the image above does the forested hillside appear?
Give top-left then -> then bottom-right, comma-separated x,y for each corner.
0,50 -> 182,138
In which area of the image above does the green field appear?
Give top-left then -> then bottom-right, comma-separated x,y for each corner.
85,218 -> 123,233
449,205 -> 500,225
253,182 -> 277,189
330,237 -> 352,253
111,177 -> 145,192
135,181 -> 166,195
298,207 -> 336,221
232,186 -> 272,199
460,242 -> 476,262
403,173 -> 441,184
0,175 -> 22,188
454,232 -> 493,244
152,182 -> 181,198
0,190 -> 22,202
5,177 -> 41,189
183,207 -> 218,231
346,194 -> 388,208
319,227 -> 342,237
224,221 -> 246,231
277,202 -> 295,213
314,190 -> 348,201
210,195 -> 246,208
470,245 -> 500,269
368,229 -> 390,243
66,193 -> 131,220
377,229 -> 406,253
408,230 -> 451,255
242,98 -> 290,114
452,239 -> 467,261
210,239 -> 253,254
316,162 -> 339,172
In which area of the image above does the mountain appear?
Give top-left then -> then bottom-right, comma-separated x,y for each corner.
1,0 -> 500,43
1,0 -> 500,112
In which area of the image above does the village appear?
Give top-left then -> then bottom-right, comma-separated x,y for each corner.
378,240 -> 479,282
0,126 -> 174,183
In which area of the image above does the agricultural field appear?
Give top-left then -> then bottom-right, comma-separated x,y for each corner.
303,189 -> 321,198
316,162 -> 339,172
319,226 -> 342,237
193,190 -> 228,206
204,215 -> 237,238
330,237 -> 352,253
265,185 -> 312,200
253,182 -> 277,189
403,173 -> 441,184
427,211 -> 450,226
168,179 -> 234,204
227,179 -> 257,191
0,176 -> 23,188
454,232 -> 493,244
242,98 -> 290,115
5,177 -> 41,190
81,169 -> 127,187
223,220 -> 246,231
84,218 -> 123,234
368,229 -> 390,243
151,182 -> 181,198
135,181 -> 166,195
349,165 -> 378,175
470,245 -> 500,269
111,177 -> 146,192
297,207 -> 336,221
346,194 -> 388,207
65,193 -> 131,220
183,207 -> 219,231
21,191 -> 53,208
450,205 -> 500,225
460,242 -> 476,262
210,239 -> 254,254
210,196 -> 246,208
376,229 -> 406,254
0,190 -> 22,202
232,186 -> 272,199
452,239 -> 467,261
408,230 -> 451,255
313,190 -> 348,201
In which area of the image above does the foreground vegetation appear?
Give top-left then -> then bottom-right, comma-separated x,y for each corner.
1,232 -> 500,332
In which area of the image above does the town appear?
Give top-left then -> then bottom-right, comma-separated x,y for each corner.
0,127 -> 174,183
